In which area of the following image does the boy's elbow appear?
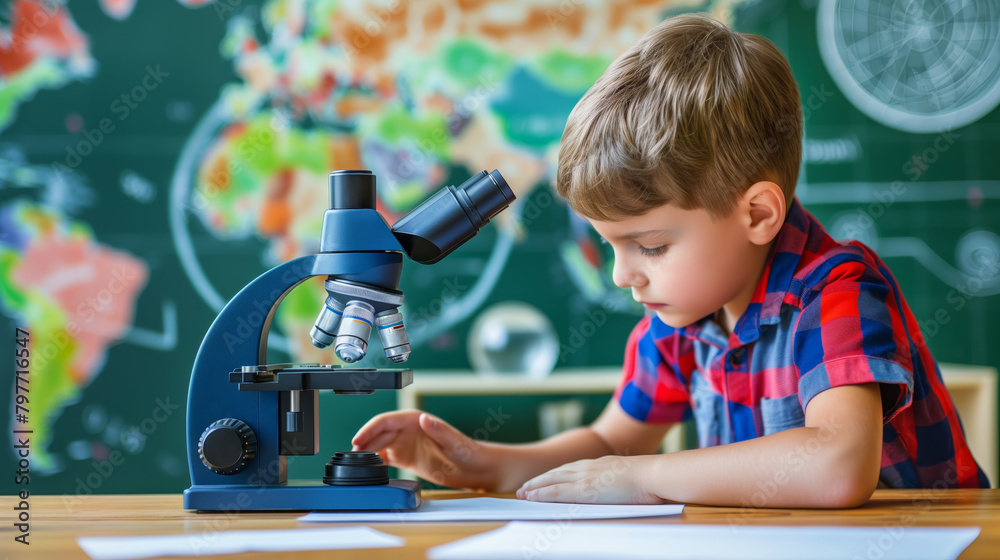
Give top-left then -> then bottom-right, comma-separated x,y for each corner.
821,476 -> 877,508
817,456 -> 880,508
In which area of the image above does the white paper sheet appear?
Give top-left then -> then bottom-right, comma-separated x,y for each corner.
298,497 -> 684,522
427,522 -> 981,560
77,526 -> 404,560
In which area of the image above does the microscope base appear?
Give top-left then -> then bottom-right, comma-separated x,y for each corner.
183,479 -> 421,511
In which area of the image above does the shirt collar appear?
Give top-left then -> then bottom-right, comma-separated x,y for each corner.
682,197 -> 814,346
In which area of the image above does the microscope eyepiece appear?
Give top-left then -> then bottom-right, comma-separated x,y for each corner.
391,169 -> 515,265
328,169 -> 376,210
459,169 -> 515,227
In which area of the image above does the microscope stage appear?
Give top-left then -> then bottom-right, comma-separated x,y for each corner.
230,364 -> 413,392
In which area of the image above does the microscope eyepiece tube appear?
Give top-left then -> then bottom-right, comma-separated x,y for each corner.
335,300 -> 375,363
391,169 -> 515,264
309,295 -> 344,349
375,309 -> 411,363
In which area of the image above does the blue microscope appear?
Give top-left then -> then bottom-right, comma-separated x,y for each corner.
184,169 -> 515,511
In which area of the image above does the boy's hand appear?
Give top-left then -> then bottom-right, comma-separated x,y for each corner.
352,410 -> 499,491
515,455 -> 666,504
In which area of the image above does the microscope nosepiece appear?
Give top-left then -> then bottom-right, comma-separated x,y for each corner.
309,296 -> 344,349
375,310 -> 411,363
335,300 -> 375,363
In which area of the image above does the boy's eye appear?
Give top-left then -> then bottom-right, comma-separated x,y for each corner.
639,245 -> 668,257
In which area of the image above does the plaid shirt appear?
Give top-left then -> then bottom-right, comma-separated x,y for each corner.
616,198 -> 989,489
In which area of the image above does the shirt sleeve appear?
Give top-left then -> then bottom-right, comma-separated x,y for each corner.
793,256 -> 915,422
614,315 -> 692,424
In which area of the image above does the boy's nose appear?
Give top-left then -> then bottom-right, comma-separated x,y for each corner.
612,260 -> 646,289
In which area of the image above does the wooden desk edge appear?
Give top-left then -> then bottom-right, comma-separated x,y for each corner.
16,490 -> 1000,559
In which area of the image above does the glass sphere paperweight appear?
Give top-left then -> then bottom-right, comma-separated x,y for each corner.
467,301 -> 559,379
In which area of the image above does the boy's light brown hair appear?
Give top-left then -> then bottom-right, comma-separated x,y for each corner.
556,14 -> 802,221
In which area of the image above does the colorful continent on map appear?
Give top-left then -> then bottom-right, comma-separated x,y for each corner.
1,202 -> 149,471
0,0 -> 94,132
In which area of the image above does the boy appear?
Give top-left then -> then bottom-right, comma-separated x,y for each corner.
352,14 -> 990,507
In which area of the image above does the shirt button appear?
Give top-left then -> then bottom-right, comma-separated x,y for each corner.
729,348 -> 744,366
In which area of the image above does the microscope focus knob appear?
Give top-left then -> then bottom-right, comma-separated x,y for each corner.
198,418 -> 257,475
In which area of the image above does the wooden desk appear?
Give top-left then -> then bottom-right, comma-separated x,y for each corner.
17,490 -> 1000,559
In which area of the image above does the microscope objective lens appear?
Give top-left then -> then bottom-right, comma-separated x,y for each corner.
335,300 -> 375,363
376,310 -> 411,363
310,296 -> 344,349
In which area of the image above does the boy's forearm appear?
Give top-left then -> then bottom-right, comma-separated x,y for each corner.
486,426 -> 616,492
641,425 -> 880,508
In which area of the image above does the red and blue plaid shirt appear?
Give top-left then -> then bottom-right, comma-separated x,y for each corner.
615,198 -> 989,489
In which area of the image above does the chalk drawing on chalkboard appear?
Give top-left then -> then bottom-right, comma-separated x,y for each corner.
817,0 -> 1000,133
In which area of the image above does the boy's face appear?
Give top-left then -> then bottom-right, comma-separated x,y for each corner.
588,202 -> 765,328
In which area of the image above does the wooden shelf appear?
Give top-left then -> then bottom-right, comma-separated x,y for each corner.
939,364 -> 998,487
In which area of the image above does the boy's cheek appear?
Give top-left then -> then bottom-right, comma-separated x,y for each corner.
662,273 -> 710,306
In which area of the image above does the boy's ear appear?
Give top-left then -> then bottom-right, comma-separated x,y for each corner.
740,181 -> 786,246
